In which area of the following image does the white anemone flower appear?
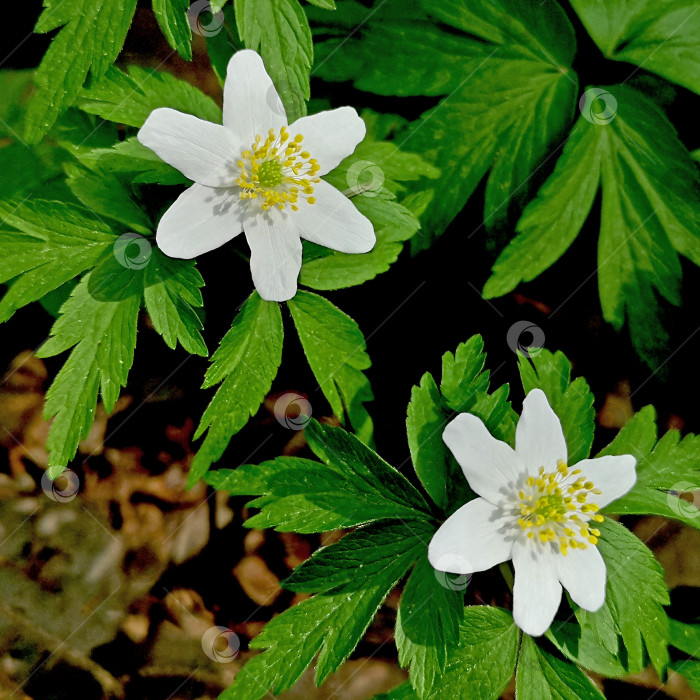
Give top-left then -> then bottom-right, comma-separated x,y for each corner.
428,388 -> 637,637
137,50 -> 375,302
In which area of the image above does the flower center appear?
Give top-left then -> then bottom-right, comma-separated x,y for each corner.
236,127 -> 321,212
515,460 -> 605,556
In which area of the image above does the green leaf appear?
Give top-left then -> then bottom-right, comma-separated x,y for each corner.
490,84 -> 700,368
0,199 -> 115,322
25,0 -> 138,142
669,618 -> 700,656
314,0 -> 579,250
153,0 -> 193,60
570,0 -> 700,95
519,349 -> 595,465
547,621 -> 631,678
220,522 -> 427,699
516,635 -> 604,699
206,4 -> 241,85
79,137 -> 189,185
483,117 -> 601,299
395,555 -> 462,697
306,0 -> 335,9
407,336 -> 517,512
79,65 -> 221,127
299,195 -> 420,289
428,606 -> 520,699
233,0 -> 313,122
64,162 -> 152,235
573,518 -> 670,676
603,410 -> 700,529
298,134 -> 439,289
189,293 -> 283,486
304,420 -> 431,516
284,520 -> 433,593
37,258 -> 143,475
671,661 -> 700,693
287,291 -> 373,439
143,251 -> 208,356
207,448 -> 430,533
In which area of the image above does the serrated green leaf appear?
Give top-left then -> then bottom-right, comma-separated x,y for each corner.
603,411 -> 700,529
143,251 -> 207,356
516,635 -> 604,700
233,0 -> 313,122
284,520 -> 433,593
407,372 -> 449,509
64,162 -> 152,235
519,349 -> 595,465
206,4 -> 241,84
220,522 -> 427,699
428,606 -> 520,699
153,0 -> 193,60
570,0 -> 700,95
439,336 -> 490,412
25,0 -> 138,142
189,293 -> 283,486
490,84 -> 700,368
37,258 -> 143,474
483,117 -> 601,299
407,336 -> 517,512
314,0 -> 578,250
79,137 -> 189,185
304,420 -> 431,516
287,291 -> 372,438
0,199 -> 115,322
395,555 -> 462,697
573,518 -> 670,676
547,621 -> 631,678
298,130 -> 438,290
206,439 -> 431,532
669,618 -> 700,656
79,65 -> 221,127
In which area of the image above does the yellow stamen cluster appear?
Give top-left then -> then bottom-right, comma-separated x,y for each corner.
516,459 -> 604,556
236,126 -> 321,211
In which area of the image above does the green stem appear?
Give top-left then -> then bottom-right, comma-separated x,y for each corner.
499,562 -> 514,592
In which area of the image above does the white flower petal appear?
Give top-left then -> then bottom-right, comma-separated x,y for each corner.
555,545 -> 606,612
244,208 -> 302,302
443,414 -> 523,504
516,388 -> 568,474
512,542 -> 563,636
223,50 -> 288,146
292,180 -> 375,253
156,184 -> 243,258
571,455 -> 637,509
138,108 -> 240,187
287,107 -> 366,176
428,498 -> 514,574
